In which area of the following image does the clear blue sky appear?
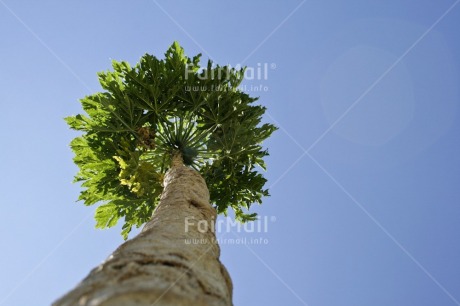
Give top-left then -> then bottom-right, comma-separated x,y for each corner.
1,1 -> 459,305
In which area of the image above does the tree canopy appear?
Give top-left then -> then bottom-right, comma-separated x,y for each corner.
66,42 -> 277,239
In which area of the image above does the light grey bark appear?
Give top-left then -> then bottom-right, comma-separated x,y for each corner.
53,158 -> 233,306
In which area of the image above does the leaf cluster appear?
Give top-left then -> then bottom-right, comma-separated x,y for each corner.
66,42 -> 277,239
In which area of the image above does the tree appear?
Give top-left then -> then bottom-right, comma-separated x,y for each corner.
54,42 -> 277,306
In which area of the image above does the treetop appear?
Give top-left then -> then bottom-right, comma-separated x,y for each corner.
66,41 -> 277,239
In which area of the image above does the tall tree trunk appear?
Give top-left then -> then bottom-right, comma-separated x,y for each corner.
54,156 -> 233,306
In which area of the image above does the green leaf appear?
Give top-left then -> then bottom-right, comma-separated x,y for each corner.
95,202 -> 120,228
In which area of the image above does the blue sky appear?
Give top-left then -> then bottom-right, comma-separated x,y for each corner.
1,1 -> 460,305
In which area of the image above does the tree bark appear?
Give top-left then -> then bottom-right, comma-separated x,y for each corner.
53,157 -> 233,306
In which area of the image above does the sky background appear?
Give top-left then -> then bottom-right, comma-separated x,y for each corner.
1,1 -> 460,305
